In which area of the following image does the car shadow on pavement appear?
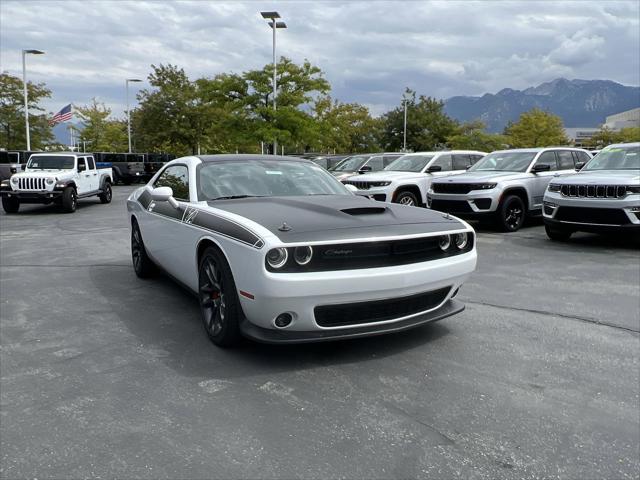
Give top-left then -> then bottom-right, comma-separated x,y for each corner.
91,264 -> 452,380
0,200 -> 103,216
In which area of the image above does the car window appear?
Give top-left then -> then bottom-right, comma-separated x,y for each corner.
577,151 -> 592,163
430,154 -> 452,171
78,157 -> 87,171
155,165 -> 190,200
470,154 -> 484,164
557,151 -> 574,169
366,156 -> 384,171
87,157 -> 96,169
382,155 -> 401,167
534,151 -> 558,171
452,154 -> 470,170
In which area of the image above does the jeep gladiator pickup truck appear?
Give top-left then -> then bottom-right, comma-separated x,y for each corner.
0,152 -> 112,213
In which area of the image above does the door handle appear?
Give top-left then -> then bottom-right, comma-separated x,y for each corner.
93,173 -> 97,176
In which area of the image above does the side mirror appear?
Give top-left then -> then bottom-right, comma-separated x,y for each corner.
78,164 -> 86,173
151,186 -> 180,208
466,165 -> 472,170
575,162 -> 585,171
531,163 -> 551,173
358,165 -> 372,173
426,165 -> 442,173
344,184 -> 358,193
21,164 -> 26,171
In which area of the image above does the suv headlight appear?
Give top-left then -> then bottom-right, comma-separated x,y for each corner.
547,183 -> 561,193
475,183 -> 496,190
46,177 -> 55,185
627,185 -> 640,194
370,181 -> 391,187
10,177 -> 18,185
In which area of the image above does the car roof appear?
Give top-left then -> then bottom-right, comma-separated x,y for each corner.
603,142 -> 640,148
30,151 -> 88,156
402,150 -> 486,156
197,154 -> 312,163
490,147 -> 586,154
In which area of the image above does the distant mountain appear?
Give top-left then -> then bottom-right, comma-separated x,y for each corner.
444,78 -> 640,132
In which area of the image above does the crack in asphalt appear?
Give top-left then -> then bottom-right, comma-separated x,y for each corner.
464,299 -> 640,334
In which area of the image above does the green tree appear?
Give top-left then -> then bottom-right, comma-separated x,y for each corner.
587,125 -> 640,148
447,120 -> 509,152
616,126 -> 640,143
0,72 -> 54,149
380,90 -> 458,151
504,108 -> 568,147
73,99 -> 127,151
313,96 -> 382,153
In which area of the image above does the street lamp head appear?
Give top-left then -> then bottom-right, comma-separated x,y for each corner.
23,49 -> 45,55
268,21 -> 287,29
260,11 -> 280,19
127,78 -> 143,83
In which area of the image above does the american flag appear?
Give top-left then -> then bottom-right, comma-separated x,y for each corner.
49,104 -> 73,126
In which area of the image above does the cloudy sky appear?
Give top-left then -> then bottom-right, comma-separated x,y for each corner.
1,0 -> 639,118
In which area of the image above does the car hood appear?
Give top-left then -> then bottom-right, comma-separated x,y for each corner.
208,194 -> 466,243
550,170 -> 640,185
13,170 -> 74,179
330,171 -> 357,181
432,171 -> 529,184
345,171 -> 426,182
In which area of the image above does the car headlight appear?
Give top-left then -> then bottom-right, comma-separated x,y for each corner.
627,185 -> 640,194
370,181 -> 391,187
454,232 -> 468,249
266,248 -> 288,269
475,183 -> 497,190
293,246 -> 313,265
46,177 -> 55,185
438,235 -> 451,251
548,183 -> 561,193
10,177 -> 18,184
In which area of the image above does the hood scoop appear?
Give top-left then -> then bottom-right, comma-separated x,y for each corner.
340,206 -> 387,216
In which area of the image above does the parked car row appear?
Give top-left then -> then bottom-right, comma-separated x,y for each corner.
339,144 -> 639,238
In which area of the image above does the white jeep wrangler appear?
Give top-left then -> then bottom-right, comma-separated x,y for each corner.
0,152 -> 113,213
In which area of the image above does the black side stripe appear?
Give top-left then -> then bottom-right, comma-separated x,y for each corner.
137,193 -> 263,248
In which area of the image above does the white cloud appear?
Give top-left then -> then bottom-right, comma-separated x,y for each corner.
0,0 -> 638,119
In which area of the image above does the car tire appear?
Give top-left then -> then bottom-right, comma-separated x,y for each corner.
61,186 -> 77,213
99,182 -> 112,204
498,195 -> 525,232
545,224 -> 572,241
131,220 -> 156,278
2,196 -> 20,214
394,190 -> 419,207
198,246 -> 242,347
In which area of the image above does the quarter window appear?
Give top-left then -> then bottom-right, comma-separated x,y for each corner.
155,165 -> 190,200
557,151 -> 574,169
430,154 -> 452,171
87,157 -> 96,170
78,157 -> 87,171
534,151 -> 558,171
366,156 -> 384,171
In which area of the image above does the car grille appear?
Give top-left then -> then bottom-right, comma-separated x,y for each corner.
17,177 -> 46,190
342,180 -> 370,190
560,184 -> 626,198
432,183 -> 477,194
555,207 -> 630,225
430,199 -> 473,213
315,287 -> 451,327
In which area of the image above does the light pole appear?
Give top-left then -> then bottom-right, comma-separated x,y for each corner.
402,91 -> 411,152
22,49 -> 45,151
125,78 -> 142,153
261,11 -> 287,154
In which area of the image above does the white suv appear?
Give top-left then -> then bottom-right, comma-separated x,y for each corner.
342,150 -> 486,207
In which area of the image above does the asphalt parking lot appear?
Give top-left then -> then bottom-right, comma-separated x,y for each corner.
1,185 -> 638,479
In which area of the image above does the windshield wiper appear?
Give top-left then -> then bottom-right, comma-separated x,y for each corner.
210,195 -> 264,201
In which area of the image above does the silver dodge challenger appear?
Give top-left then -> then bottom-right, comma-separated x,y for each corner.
126,154 -> 477,347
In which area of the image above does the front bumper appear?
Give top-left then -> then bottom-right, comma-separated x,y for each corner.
236,249 -> 476,340
0,189 -> 62,204
240,298 -> 464,344
543,191 -> 640,233
352,186 -> 393,202
427,191 -> 500,217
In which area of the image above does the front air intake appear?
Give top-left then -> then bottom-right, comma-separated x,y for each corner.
340,207 -> 387,215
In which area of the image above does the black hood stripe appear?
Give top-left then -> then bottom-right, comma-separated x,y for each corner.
137,192 -> 263,248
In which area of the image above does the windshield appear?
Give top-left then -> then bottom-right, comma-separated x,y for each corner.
331,156 -> 369,172
27,156 -> 75,170
583,145 -> 640,171
198,160 -> 350,201
384,155 -> 434,172
468,151 -> 536,172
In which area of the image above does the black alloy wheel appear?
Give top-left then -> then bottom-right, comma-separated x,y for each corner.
99,182 -> 112,203
131,221 -> 155,278
198,247 -> 241,347
499,195 -> 525,232
62,187 -> 77,213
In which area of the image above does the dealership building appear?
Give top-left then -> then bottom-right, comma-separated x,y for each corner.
564,107 -> 640,146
